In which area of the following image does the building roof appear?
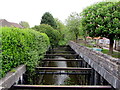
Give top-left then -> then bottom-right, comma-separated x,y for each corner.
10,22 -> 23,28
0,19 -> 23,28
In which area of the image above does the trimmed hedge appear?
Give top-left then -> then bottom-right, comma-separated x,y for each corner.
0,27 -> 50,78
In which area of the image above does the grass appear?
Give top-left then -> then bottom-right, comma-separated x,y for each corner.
79,42 -> 120,58
102,49 -> 120,58
80,43 -> 93,48
10,69 -> 16,73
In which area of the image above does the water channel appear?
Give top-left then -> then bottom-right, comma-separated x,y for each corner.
10,46 -> 112,90
40,56 -> 80,85
34,46 -> 110,86
33,46 -> 93,86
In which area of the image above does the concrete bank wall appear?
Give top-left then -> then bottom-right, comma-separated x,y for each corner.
69,41 -> 120,90
0,65 -> 26,89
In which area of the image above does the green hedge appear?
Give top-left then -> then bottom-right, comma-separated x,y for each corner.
0,27 -> 50,78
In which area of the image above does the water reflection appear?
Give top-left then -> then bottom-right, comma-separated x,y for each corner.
55,56 -> 67,67
42,56 -> 69,85
54,56 -> 69,85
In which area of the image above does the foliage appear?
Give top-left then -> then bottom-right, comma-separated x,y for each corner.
55,18 -> 68,45
40,12 -> 57,29
1,27 -> 50,79
81,2 -> 120,53
64,78 -> 76,85
66,12 -> 82,41
19,21 -> 30,28
33,24 -> 60,46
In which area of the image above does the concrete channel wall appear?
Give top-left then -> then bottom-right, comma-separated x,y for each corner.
0,65 -> 26,89
69,41 -> 120,90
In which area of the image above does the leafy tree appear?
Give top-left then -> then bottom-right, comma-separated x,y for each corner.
55,18 -> 67,45
33,24 -> 60,46
40,12 -> 57,29
81,2 -> 120,53
19,21 -> 30,28
66,12 -> 81,42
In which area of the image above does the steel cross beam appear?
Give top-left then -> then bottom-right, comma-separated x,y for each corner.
42,59 -> 83,61
45,54 -> 78,56
13,85 -> 112,90
37,72 -> 90,75
36,67 -> 91,71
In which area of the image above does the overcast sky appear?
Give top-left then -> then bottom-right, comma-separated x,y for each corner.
0,0 -> 104,27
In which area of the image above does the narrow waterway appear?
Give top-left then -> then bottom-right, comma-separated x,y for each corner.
16,46 -> 109,86
10,46 -> 113,90
41,56 -> 80,85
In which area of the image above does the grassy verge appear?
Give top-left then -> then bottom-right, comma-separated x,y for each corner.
80,43 -> 93,48
79,42 -> 120,58
102,49 -> 120,58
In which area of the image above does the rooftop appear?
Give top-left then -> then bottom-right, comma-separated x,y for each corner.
0,19 -> 23,28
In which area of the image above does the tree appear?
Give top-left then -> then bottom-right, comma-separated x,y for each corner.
55,18 -> 68,45
81,2 -> 120,53
33,24 -> 60,46
66,12 -> 81,42
40,12 -> 57,29
19,21 -> 30,28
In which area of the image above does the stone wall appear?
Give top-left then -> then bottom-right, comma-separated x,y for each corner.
69,41 -> 120,90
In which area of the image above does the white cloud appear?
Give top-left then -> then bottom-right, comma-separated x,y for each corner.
0,0 -> 103,27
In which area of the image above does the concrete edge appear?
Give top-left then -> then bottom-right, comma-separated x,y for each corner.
0,64 -> 26,89
69,41 -> 120,90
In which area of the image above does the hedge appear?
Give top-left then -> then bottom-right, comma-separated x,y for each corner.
0,27 -> 50,78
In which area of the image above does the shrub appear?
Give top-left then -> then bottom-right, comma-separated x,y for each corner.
33,24 -> 61,47
1,27 -> 50,78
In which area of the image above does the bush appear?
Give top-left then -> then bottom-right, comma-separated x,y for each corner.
1,27 -> 50,78
33,24 -> 61,47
